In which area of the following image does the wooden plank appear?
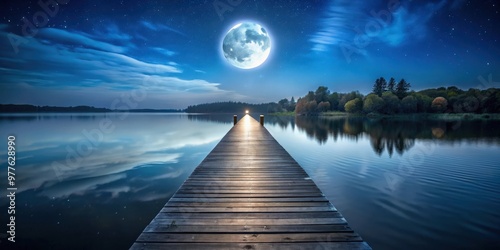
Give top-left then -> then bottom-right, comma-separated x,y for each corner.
156,212 -> 342,219
161,206 -> 336,213
133,115 -> 371,249
165,201 -> 335,207
189,172 -> 308,176
143,224 -> 353,233
136,232 -> 362,243
131,242 -> 372,250
144,217 -> 347,226
177,188 -> 322,193
168,197 -> 328,202
185,177 -> 309,181
178,187 -> 329,192
173,194 -> 324,198
181,181 -> 317,186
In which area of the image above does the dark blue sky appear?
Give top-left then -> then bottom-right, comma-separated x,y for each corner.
1,0 -> 498,108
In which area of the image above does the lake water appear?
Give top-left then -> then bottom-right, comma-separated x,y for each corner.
0,113 -> 499,249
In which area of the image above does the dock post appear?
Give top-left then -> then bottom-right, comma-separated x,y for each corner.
233,115 -> 237,125
260,115 -> 264,126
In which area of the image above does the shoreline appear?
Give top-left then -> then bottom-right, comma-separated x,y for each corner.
270,111 -> 500,120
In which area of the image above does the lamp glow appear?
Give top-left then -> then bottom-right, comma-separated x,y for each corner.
245,110 -> 249,114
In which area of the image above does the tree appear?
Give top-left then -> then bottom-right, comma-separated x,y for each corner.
401,96 -> 417,113
452,95 -> 479,113
314,86 -> 330,103
412,93 -> 433,113
328,92 -> 340,111
395,79 -> 411,99
344,98 -> 363,113
431,97 -> 448,113
339,91 -> 363,111
479,89 -> 500,113
295,97 -> 306,115
288,97 -> 296,112
372,77 -> 387,97
317,101 -> 331,112
387,77 -> 396,93
306,100 -> 318,113
363,94 -> 385,113
419,88 -> 447,99
278,98 -> 289,111
382,91 -> 400,114
305,91 -> 315,101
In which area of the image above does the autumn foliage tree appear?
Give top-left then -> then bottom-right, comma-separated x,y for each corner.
432,97 -> 448,113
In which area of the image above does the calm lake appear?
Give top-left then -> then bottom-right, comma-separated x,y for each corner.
0,113 -> 499,249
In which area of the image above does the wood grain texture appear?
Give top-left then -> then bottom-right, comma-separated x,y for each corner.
132,115 -> 371,249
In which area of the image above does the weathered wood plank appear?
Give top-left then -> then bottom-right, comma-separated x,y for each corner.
156,211 -> 342,219
173,193 -> 324,198
185,177 -> 310,181
131,242 -> 372,250
165,201 -> 335,207
161,206 -> 336,213
133,115 -> 371,249
136,232 -> 362,243
177,188 -> 322,193
168,197 -> 329,202
144,217 -> 347,226
143,224 -> 353,233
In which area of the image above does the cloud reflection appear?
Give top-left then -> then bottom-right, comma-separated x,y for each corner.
0,114 -> 230,203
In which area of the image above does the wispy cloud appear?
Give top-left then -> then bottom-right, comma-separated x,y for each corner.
310,0 -> 366,52
152,47 -> 176,56
0,25 -> 236,108
93,23 -> 133,42
377,0 -> 447,46
140,20 -> 186,37
38,28 -> 128,53
311,0 -> 448,54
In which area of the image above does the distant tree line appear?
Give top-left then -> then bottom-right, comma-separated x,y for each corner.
295,77 -> 500,115
0,104 -> 183,113
0,104 -> 111,113
185,101 -> 283,113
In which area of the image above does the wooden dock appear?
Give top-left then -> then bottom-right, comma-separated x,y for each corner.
132,115 -> 371,250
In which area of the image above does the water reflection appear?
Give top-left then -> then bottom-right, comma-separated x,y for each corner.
187,114 -> 235,124
0,113 -> 229,199
0,113 -> 231,249
263,116 -> 500,250
1,113 -> 498,249
264,116 -> 500,156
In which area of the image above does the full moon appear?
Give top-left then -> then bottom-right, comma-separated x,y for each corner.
222,22 -> 271,69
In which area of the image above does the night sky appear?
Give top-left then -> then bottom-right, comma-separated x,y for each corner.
1,0 -> 499,109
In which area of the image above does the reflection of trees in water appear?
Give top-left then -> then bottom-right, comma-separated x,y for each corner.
368,134 -> 415,156
186,114 -> 500,155
263,116 -> 295,130
0,115 -> 38,122
295,117 -> 363,144
364,119 -> 418,156
292,116 -> 500,156
187,114 -> 234,124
